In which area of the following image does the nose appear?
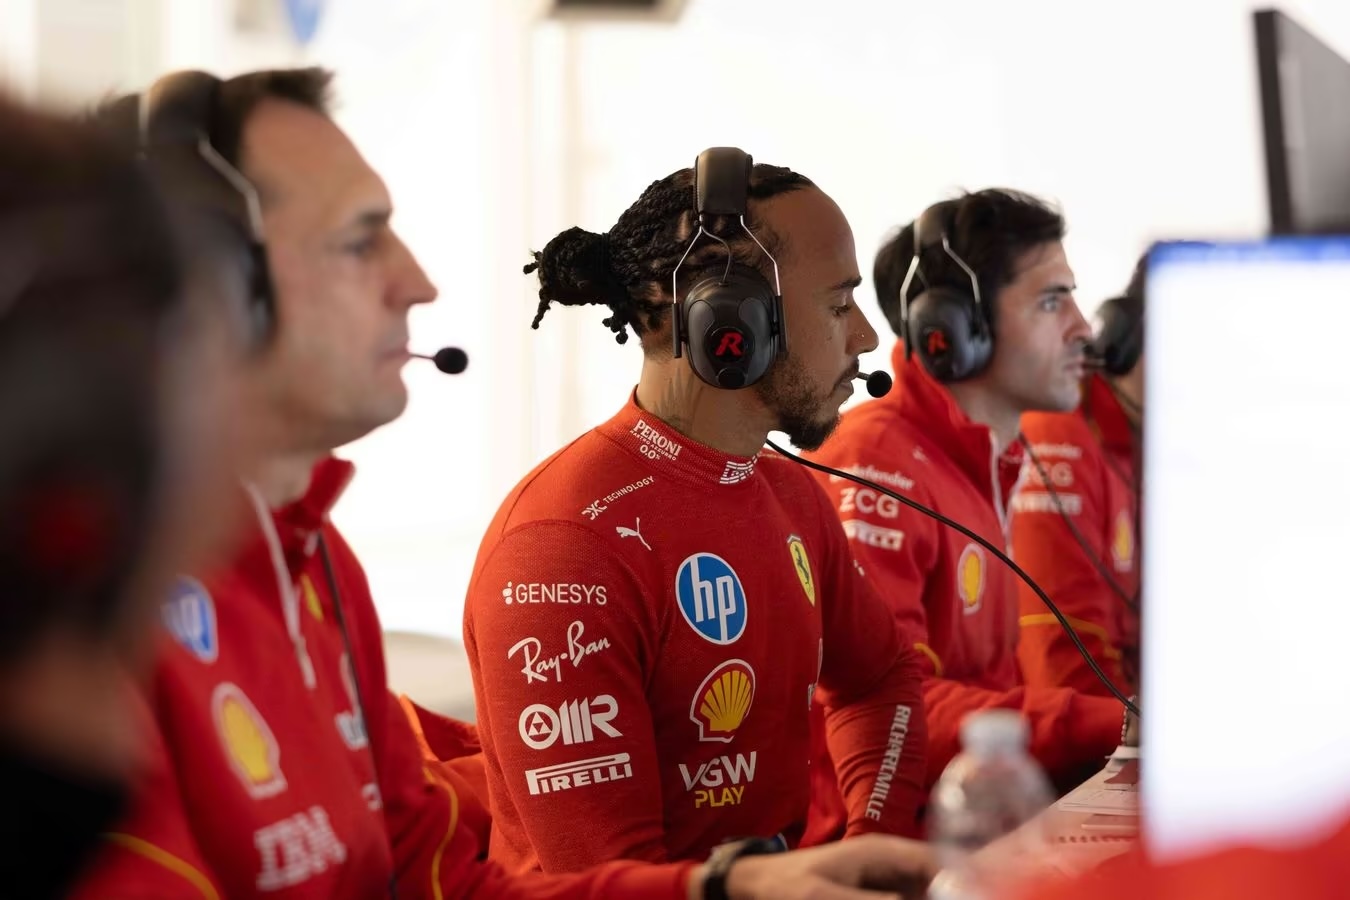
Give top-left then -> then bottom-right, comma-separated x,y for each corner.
1065,296 -> 1091,347
850,305 -> 880,356
389,230 -> 438,309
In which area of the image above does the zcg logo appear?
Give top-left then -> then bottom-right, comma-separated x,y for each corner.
838,486 -> 900,519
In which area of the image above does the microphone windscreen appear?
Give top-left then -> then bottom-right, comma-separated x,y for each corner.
433,347 -> 469,375
865,370 -> 892,398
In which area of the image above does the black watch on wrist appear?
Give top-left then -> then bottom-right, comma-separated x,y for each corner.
703,836 -> 786,900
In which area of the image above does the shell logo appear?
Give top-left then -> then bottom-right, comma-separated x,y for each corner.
690,659 -> 756,743
957,543 -> 985,615
213,682 -> 286,799
1111,510 -> 1135,573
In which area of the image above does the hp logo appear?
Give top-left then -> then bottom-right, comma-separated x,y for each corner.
675,553 -> 747,644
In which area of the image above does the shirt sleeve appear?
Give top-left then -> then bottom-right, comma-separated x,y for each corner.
1010,429 -> 1131,696
807,475 -> 928,839
463,521 -> 669,872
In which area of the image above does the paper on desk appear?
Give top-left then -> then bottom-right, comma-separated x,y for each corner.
1103,759 -> 1139,790
1056,785 -> 1140,816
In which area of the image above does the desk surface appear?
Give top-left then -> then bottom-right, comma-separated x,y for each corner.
969,751 -> 1140,888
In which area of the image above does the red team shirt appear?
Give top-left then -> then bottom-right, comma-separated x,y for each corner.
806,345 -> 1124,794
1013,373 -> 1141,695
73,459 -> 699,899
464,395 -> 928,874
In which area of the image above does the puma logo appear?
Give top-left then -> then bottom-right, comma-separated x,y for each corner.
616,518 -> 651,551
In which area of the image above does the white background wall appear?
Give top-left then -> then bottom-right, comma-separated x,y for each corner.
5,0 -> 1350,640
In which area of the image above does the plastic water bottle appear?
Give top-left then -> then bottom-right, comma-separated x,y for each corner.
927,709 -> 1054,900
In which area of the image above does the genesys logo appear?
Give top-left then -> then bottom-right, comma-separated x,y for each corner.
675,552 -> 747,645
508,620 -> 612,685
518,694 -> 621,750
679,751 -> 757,809
526,753 -> 633,796
631,418 -> 683,463
691,660 -> 755,743
502,582 -> 608,606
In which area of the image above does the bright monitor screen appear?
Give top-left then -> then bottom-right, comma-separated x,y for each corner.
1143,237 -> 1350,860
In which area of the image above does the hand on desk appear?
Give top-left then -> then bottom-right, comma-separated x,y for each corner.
701,835 -> 938,900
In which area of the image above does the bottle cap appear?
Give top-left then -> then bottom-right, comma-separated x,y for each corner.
960,709 -> 1031,755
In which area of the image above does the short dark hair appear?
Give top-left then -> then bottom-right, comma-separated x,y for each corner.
0,94 -> 184,666
525,163 -> 814,348
210,67 -> 334,168
874,188 -> 1066,338
91,67 -> 334,170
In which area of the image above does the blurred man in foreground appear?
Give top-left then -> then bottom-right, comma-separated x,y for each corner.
0,91 -> 244,899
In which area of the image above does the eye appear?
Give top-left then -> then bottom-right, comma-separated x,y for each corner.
832,303 -> 854,317
1039,294 -> 1062,312
345,237 -> 378,258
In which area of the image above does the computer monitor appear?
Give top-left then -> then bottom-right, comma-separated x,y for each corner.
1142,237 -> 1350,861
1255,9 -> 1350,234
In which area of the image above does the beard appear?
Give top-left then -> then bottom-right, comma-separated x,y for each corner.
755,351 -> 842,451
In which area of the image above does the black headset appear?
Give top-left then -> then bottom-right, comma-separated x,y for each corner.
1090,291 -> 1143,377
897,200 -> 993,382
671,147 -> 787,390
133,70 -> 277,351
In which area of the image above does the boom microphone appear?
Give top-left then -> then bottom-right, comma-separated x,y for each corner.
413,347 -> 469,375
857,370 -> 892,398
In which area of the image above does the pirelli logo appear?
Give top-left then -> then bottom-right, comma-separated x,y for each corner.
842,519 -> 905,551
525,753 -> 633,796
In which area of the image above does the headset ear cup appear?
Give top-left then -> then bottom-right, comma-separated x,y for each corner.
909,287 -> 992,382
1092,296 -> 1143,377
682,264 -> 777,390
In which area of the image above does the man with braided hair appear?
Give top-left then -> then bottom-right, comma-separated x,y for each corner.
461,157 -> 929,874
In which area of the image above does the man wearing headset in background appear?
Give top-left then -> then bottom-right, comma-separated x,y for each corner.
803,190 -> 1129,832
74,73 -> 937,899
1011,254 -> 1145,696
458,149 -> 929,875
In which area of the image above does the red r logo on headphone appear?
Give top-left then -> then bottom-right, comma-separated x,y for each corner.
925,330 -> 949,357
714,331 -> 745,359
